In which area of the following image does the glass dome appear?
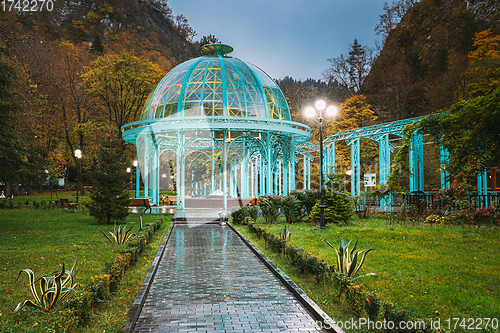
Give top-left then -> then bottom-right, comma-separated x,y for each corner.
141,44 -> 291,121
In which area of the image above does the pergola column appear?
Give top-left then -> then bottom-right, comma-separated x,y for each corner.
290,138 -> 296,191
349,138 -> 361,197
135,160 -> 140,198
250,158 -> 254,198
211,144 -> 216,194
266,134 -> 272,195
229,160 -> 234,198
307,157 -> 311,189
440,146 -> 450,189
379,134 -> 391,211
176,131 -> 185,215
477,170 -> 488,207
223,130 -> 228,211
409,132 -> 424,192
241,145 -> 249,198
152,144 -> 159,205
260,153 -> 265,196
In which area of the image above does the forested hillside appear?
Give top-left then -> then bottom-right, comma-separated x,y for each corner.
364,0 -> 499,120
0,0 -> 199,195
282,0 -> 499,123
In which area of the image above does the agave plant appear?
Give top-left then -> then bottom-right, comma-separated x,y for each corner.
280,225 -> 291,241
101,224 -> 135,245
13,258 -> 77,313
325,238 -> 375,278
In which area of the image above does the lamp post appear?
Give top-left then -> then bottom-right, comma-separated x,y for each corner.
74,149 -> 82,203
305,100 -> 337,229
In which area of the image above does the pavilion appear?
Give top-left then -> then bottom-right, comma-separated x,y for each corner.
121,44 -> 311,216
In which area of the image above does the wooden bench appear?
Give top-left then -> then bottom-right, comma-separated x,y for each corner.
60,198 -> 78,208
129,198 -> 157,213
166,196 -> 177,205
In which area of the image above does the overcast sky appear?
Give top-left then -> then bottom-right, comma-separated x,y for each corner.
168,0 -> 389,81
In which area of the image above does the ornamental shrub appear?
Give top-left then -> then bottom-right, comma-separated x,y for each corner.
347,284 -> 367,317
310,191 -> 352,225
291,189 -> 321,217
280,195 -> 303,223
231,206 -> 247,225
258,196 -> 282,224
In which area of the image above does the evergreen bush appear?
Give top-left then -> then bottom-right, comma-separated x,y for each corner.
310,191 -> 352,225
88,137 -> 131,224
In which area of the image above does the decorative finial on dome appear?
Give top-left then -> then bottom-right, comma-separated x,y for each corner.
201,43 -> 234,56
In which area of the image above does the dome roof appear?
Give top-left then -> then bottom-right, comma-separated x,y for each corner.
140,44 -> 291,121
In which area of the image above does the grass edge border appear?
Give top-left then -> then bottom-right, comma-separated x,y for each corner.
123,221 -> 175,333
228,222 -> 345,333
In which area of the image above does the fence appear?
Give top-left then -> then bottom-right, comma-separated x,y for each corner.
403,192 -> 500,212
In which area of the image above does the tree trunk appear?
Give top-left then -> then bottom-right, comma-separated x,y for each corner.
5,182 -> 11,197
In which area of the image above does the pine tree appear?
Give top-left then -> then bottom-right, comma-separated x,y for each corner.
90,35 -> 104,55
0,48 -> 25,189
88,137 -> 131,224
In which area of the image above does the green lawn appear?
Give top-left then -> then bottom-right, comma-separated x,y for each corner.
0,203 -> 171,332
237,217 -> 500,325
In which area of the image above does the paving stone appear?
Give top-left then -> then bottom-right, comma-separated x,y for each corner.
133,224 -> 326,332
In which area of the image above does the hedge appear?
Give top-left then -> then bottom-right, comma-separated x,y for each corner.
243,220 -> 433,333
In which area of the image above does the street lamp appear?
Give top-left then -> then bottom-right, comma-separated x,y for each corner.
304,100 -> 338,229
74,149 -> 82,203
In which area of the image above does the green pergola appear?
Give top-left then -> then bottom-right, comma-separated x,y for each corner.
121,44 -> 311,216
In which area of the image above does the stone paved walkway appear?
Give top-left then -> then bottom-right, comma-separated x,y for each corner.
132,224 -> 327,332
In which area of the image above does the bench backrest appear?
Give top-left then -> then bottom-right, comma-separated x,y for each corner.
60,198 -> 69,204
130,198 -> 151,207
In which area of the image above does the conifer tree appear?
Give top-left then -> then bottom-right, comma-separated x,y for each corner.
88,136 -> 131,224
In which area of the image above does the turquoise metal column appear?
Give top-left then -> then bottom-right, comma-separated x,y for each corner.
135,162 -> 140,198
153,143 -> 159,205
143,141 -> 149,199
260,154 -> 265,196
379,134 -> 391,211
176,131 -> 185,216
409,132 -> 424,192
477,170 -> 488,207
250,158 -> 254,198
223,130 -> 228,211
290,138 -> 296,191
266,134 -> 272,195
330,142 -> 336,174
211,144 -> 215,194
303,155 -> 307,190
440,146 -> 450,189
350,138 -> 361,196
241,146 -> 249,198
281,156 -> 289,195
307,158 -> 311,189
275,163 -> 279,195
229,160 -> 234,198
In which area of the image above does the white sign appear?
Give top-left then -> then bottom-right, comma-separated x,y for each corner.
364,173 -> 376,187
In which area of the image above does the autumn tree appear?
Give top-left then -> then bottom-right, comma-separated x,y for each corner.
82,53 -> 164,138
466,29 -> 500,98
333,95 -> 378,171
